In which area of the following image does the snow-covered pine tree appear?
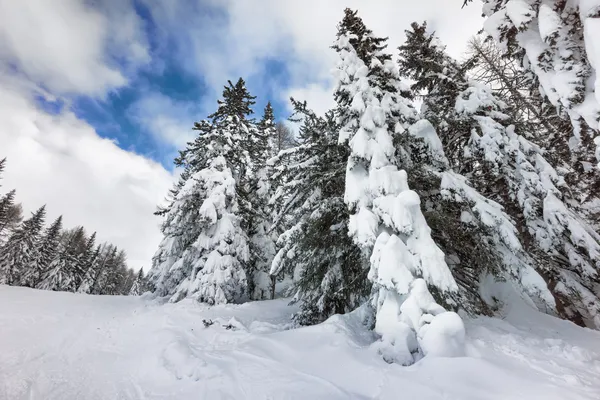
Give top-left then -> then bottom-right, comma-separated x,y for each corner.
0,189 -> 16,242
467,35 -> 599,233
148,78 -> 254,305
22,215 -> 63,288
89,245 -> 127,295
96,247 -> 128,295
400,22 -> 600,328
39,227 -> 87,292
0,159 -> 23,245
129,268 -> 147,296
246,103 -> 278,300
0,205 -> 46,286
88,244 -> 116,294
106,249 -> 128,295
79,244 -> 102,294
77,232 -> 98,293
333,9 -> 464,364
473,0 -> 600,167
269,99 -> 369,325
0,200 -> 23,245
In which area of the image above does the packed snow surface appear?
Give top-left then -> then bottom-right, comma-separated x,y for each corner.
1,285 -> 600,399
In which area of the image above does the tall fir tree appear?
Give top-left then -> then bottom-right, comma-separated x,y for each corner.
0,189 -> 16,241
333,9 -> 463,364
0,206 -> 46,285
148,78 -> 256,304
399,22 -> 600,328
89,244 -> 117,294
22,215 -> 63,288
270,99 -> 369,324
39,227 -> 87,292
246,103 -> 278,300
129,268 -> 147,296
467,35 -> 599,233
475,0 -> 600,167
77,232 -> 98,293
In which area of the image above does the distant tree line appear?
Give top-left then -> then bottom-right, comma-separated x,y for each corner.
0,158 -> 147,295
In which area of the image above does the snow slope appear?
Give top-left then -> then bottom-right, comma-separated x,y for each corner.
1,285 -> 599,399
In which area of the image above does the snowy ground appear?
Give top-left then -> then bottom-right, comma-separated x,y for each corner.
1,285 -> 599,399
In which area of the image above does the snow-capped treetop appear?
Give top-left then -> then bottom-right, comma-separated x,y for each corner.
0,205 -> 46,286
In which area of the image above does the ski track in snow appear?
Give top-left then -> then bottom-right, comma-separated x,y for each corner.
1,285 -> 599,399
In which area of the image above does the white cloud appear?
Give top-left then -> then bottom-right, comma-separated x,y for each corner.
286,84 -> 336,117
0,80 -> 174,270
0,0 -> 149,97
0,0 -> 486,271
144,0 -> 483,113
128,92 -> 198,153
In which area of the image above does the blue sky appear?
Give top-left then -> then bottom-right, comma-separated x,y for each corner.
33,0 -> 295,166
0,0 -> 482,268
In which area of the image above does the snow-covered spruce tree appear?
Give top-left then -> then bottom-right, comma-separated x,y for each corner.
333,9 -> 464,364
390,29 -> 545,313
269,99 -> 369,325
0,161 -> 23,245
77,232 -> 98,293
0,206 -> 46,286
467,35 -> 599,233
107,249 -> 129,295
129,268 -> 147,296
88,244 -> 117,294
22,215 -> 63,288
245,103 -> 278,300
400,22 -> 600,328
473,0 -> 600,167
90,245 -> 129,295
121,268 -> 136,295
148,79 -> 255,305
462,0 -> 600,160
79,244 -> 103,294
0,189 -> 16,241
38,227 -> 87,292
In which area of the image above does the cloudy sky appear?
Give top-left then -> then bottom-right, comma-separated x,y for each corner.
0,0 -> 483,270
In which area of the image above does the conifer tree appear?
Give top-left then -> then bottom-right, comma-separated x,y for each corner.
77,232 -> 98,293
83,244 -> 104,294
23,215 -> 63,288
129,268 -> 147,296
246,103 -> 278,299
148,79 -> 255,304
0,206 -> 46,285
475,0 -> 600,166
39,227 -> 87,292
0,189 -> 16,241
89,244 -> 117,294
467,36 -> 599,231
0,157 -> 5,181
270,99 -> 369,324
333,9 -> 463,364
120,267 -> 136,295
102,249 -> 128,295
399,22 -> 600,328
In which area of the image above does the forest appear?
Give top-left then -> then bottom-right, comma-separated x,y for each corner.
146,5 -> 600,365
0,158 -> 146,296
